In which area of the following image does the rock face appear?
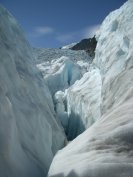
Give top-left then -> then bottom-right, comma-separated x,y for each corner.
71,36 -> 97,58
0,5 -> 65,177
48,1 -> 133,177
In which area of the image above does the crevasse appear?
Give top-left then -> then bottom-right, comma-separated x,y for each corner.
48,1 -> 133,176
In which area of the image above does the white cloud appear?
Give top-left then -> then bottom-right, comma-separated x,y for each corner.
83,24 -> 101,38
56,34 -> 73,42
31,26 -> 54,37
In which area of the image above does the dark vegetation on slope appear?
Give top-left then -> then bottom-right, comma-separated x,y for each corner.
71,36 -> 97,58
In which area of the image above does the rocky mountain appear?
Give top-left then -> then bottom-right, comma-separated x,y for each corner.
71,36 -> 97,58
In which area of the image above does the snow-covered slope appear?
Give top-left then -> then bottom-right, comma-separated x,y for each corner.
48,1 -> 133,176
0,5 -> 66,177
61,43 -> 77,49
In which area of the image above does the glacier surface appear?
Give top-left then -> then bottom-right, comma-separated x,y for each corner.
35,47 -> 91,96
48,1 -> 133,176
34,44 -> 92,139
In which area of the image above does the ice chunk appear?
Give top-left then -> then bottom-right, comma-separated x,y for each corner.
54,91 -> 69,130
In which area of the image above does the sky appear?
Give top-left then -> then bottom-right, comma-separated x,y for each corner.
0,0 -> 127,48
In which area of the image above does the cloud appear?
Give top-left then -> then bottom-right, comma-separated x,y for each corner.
31,26 -> 54,37
83,24 -> 100,38
56,34 -> 74,42
29,24 -> 101,46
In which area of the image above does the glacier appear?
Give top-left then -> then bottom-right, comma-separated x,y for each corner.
34,44 -> 93,140
48,1 -> 133,177
0,5 -> 66,177
1,0 -> 133,177
34,48 -> 91,95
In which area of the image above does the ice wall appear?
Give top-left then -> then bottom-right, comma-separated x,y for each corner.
0,5 -> 65,177
48,1 -> 133,176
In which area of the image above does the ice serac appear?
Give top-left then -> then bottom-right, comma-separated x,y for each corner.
37,56 -> 82,96
48,1 -> 133,177
0,5 -> 65,177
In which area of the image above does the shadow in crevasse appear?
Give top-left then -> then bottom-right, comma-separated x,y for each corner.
50,170 -> 80,177
66,110 -> 85,141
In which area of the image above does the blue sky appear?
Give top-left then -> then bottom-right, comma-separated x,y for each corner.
0,0 -> 126,48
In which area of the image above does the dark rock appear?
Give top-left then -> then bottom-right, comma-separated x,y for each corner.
71,36 -> 97,58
